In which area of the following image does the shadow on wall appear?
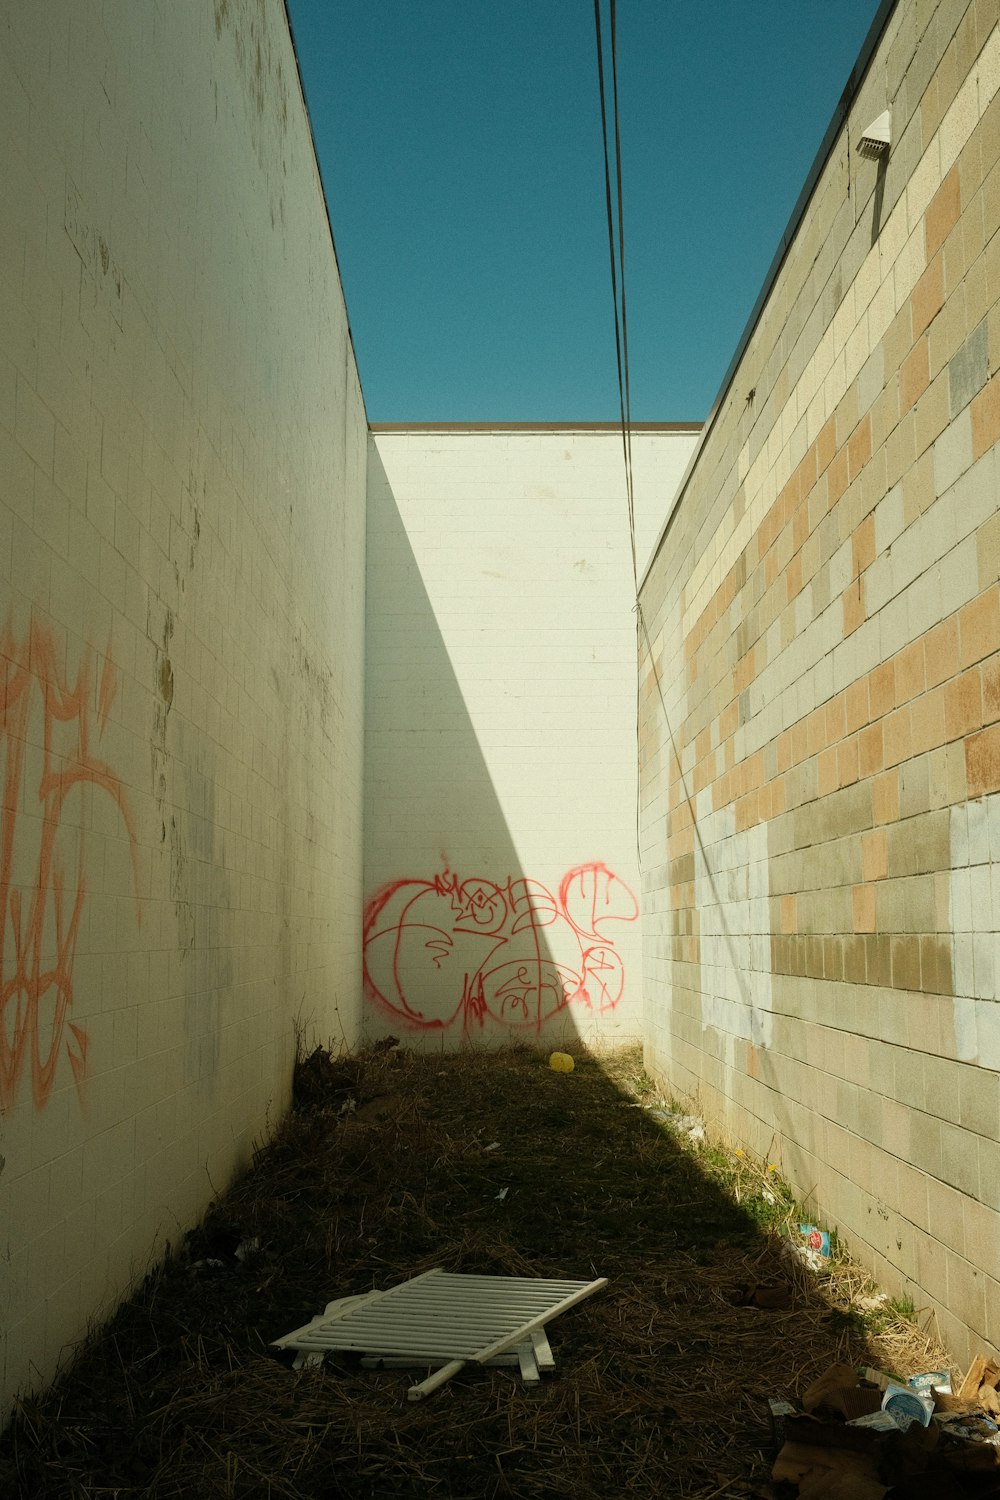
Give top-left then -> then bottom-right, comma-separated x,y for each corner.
363,446 -> 639,1051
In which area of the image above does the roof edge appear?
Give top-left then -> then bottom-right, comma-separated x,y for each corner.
369,420 -> 703,434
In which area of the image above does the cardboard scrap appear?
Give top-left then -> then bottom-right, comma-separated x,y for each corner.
802,1364 -> 882,1420
957,1355 -> 1000,1403
771,1438 -> 884,1492
803,1364 -> 860,1414
771,1354 -> 1000,1496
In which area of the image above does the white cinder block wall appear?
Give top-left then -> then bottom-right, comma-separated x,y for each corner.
0,0 -> 367,1414
365,426 -> 697,1050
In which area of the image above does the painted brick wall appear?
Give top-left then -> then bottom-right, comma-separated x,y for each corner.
639,0 -> 1000,1366
365,428 -> 697,1050
0,0 -> 367,1413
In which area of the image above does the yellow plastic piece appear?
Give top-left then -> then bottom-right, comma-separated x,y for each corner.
548,1051 -> 574,1073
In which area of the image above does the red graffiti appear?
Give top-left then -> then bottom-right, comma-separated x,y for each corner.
0,616 -> 140,1112
363,862 -> 638,1033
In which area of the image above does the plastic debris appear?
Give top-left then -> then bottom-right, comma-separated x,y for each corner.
548,1051 -> 574,1072
798,1223 -> 831,1257
882,1381 -> 934,1430
908,1368 -> 952,1396
649,1110 -> 705,1141
780,1239 -> 827,1274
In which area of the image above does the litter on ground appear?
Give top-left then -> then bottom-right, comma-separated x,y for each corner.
0,1043 -> 979,1499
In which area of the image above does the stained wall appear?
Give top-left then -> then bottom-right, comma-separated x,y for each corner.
365,426 -> 697,1049
639,0 -> 1000,1364
0,0 -> 367,1412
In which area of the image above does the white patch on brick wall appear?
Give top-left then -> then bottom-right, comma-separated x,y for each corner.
949,797 -> 1000,1062
693,807 -> 774,1064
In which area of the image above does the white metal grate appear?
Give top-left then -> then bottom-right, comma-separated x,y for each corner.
274,1268 -> 607,1400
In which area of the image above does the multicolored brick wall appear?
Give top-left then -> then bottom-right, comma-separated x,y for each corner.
639,0 -> 1000,1365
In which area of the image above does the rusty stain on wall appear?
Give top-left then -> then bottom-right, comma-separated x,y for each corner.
213,0 -> 289,229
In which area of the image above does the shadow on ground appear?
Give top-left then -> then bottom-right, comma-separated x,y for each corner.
0,1044 -> 950,1498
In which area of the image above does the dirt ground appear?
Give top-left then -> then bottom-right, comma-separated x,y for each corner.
0,1043 -> 964,1498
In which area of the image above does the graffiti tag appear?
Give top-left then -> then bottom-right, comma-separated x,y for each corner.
0,617 -> 139,1112
363,861 -> 638,1032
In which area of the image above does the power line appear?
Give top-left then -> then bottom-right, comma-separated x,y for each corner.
593,0 -> 637,591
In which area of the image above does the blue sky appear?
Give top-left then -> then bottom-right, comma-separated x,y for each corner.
285,1 -> 884,423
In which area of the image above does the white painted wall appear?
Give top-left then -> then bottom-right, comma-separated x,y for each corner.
365,427 -> 697,1050
0,0 -> 367,1414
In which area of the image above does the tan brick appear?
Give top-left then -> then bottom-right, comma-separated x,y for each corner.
846,677 -> 870,734
945,665 -> 984,739
896,639 -> 926,703
873,769 -> 900,824
958,586 -> 1000,668
971,370 -> 1000,460
899,335 -> 930,415
927,165 -> 962,260
851,514 -> 876,578
884,705 -> 913,766
966,721 -> 1000,798
827,446 -> 849,509
870,660 -> 896,719
792,500 -> 809,553
924,615 -> 960,687
912,253 -> 945,338
853,883 -> 876,933
825,692 -> 848,744
983,651 -> 1000,724
818,746 -> 839,796
859,722 -> 885,778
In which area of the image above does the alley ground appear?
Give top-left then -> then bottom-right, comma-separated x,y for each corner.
0,1044 -> 957,1498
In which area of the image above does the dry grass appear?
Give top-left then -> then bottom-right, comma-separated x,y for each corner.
0,1044 -> 961,1498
